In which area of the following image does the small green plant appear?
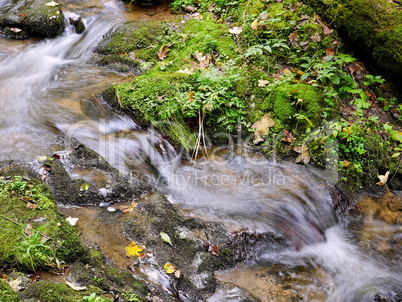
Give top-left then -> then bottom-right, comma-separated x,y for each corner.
18,231 -> 60,272
82,293 -> 110,302
121,290 -> 141,302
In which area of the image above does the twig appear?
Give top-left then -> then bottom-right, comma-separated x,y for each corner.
0,214 -> 22,227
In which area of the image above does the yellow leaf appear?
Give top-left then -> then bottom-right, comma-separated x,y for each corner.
251,19 -> 259,30
342,160 -> 350,167
164,263 -> 177,274
377,171 -> 389,186
125,241 -> 144,257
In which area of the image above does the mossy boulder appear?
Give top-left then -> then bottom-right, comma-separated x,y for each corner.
0,0 -> 65,38
0,279 -> 21,302
0,171 -> 85,272
303,0 -> 402,79
18,281 -> 110,302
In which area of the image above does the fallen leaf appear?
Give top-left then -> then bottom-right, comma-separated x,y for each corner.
65,281 -> 87,291
45,0 -> 58,6
160,232 -> 173,246
294,144 -> 310,165
310,32 -> 321,42
80,183 -> 89,191
260,11 -> 269,20
282,129 -> 295,143
325,48 -> 336,56
190,12 -> 203,20
125,241 -> 144,257
258,79 -> 269,87
7,276 -> 22,291
118,205 -> 134,213
25,224 -> 32,236
27,202 -> 38,209
10,27 -> 22,33
323,25 -> 333,35
66,217 -> 79,226
251,113 -> 275,144
164,262 -> 177,274
210,244 -> 220,256
377,171 -> 390,186
157,45 -> 169,60
250,19 -> 259,30
342,160 -> 351,167
174,270 -> 181,278
229,27 -> 243,35
288,31 -> 299,43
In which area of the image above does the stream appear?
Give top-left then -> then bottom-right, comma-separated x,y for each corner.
1,0 -> 402,301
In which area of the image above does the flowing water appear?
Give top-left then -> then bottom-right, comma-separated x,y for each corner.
1,1 -> 401,301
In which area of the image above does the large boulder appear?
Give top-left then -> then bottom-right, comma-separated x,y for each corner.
0,0 -> 65,38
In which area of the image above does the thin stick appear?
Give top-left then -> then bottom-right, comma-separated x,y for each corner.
0,214 -> 22,226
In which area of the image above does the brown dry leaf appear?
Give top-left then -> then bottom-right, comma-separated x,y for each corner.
294,144 -> 310,165
27,202 -> 38,209
260,11 -> 269,20
377,171 -> 390,186
157,45 -> 169,60
323,25 -> 333,35
258,79 -> 269,87
25,224 -> 32,236
325,48 -> 336,56
283,129 -> 295,143
288,31 -> 299,47
310,32 -> 321,42
8,276 -> 22,291
251,113 -> 275,144
211,244 -> 220,256
118,205 -> 134,214
251,18 -> 259,30
288,31 -> 299,43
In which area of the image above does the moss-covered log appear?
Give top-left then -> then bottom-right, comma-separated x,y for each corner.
0,0 -> 64,38
303,0 -> 402,79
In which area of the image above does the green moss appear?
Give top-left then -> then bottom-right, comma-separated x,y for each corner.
18,281 -> 110,302
0,279 -> 21,302
304,0 -> 402,77
0,175 -> 85,272
258,83 -> 323,127
96,21 -> 166,62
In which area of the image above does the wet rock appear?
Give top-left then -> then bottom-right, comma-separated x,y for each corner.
357,192 -> 402,224
41,137 -> 151,206
68,13 -> 85,34
0,164 -> 86,272
184,5 -> 195,13
0,0 -> 65,39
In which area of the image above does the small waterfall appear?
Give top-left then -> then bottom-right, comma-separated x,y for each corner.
162,155 -> 337,249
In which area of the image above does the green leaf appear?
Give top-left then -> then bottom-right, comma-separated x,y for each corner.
80,183 -> 90,191
160,232 -> 172,246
